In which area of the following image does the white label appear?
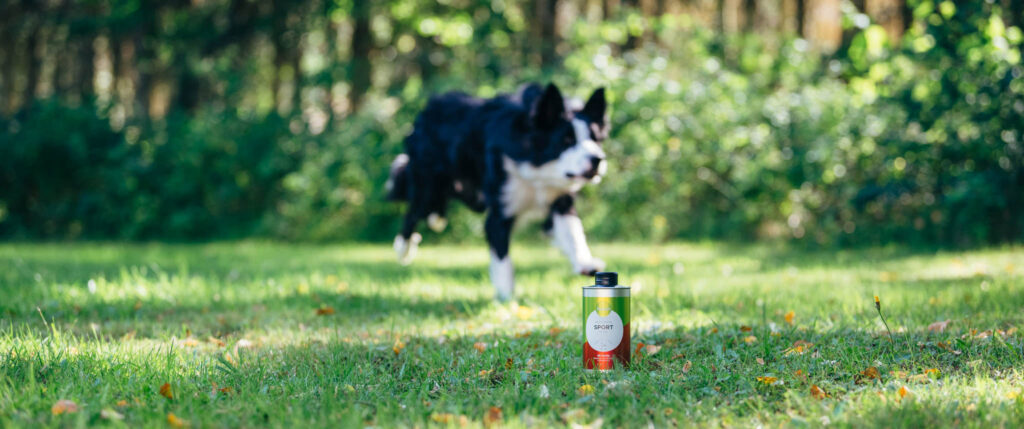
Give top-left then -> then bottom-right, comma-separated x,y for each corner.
585,310 -> 623,352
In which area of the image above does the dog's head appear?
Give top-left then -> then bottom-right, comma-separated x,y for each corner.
521,83 -> 610,187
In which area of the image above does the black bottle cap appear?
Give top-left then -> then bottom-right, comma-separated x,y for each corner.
594,272 -> 618,286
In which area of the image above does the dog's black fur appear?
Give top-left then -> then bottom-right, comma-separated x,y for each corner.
387,83 -> 609,300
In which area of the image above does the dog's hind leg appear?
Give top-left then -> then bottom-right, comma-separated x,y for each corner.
394,212 -> 422,266
485,211 -> 516,301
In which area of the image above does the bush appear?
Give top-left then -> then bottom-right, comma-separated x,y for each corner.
0,2 -> 1021,246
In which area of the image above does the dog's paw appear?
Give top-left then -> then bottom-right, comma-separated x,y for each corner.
427,213 -> 447,232
574,257 -> 606,276
394,233 -> 422,266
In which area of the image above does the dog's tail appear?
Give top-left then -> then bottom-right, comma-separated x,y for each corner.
385,153 -> 410,201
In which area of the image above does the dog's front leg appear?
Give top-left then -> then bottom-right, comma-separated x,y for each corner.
485,211 -> 516,301
547,195 -> 605,276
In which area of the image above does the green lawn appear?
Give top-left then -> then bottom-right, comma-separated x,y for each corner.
2,242 -> 1023,427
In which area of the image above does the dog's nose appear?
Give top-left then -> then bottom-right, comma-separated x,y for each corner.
582,156 -> 604,179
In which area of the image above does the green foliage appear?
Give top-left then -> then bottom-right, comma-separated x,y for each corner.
0,2 -> 1022,245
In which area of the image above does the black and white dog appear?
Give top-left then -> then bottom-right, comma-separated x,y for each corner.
386,83 -> 609,301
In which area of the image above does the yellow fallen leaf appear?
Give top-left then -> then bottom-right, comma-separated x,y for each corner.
431,413 -> 455,424
756,376 -> 779,385
898,385 -> 912,399
784,310 -> 795,325
810,384 -> 827,399
478,369 -> 493,378
644,344 -> 662,356
115,399 -> 129,407
484,406 -> 503,426
504,358 -> 514,370
181,337 -> 199,347
392,339 -> 405,356
924,368 -> 940,376
861,366 -> 880,380
515,305 -> 534,320
159,383 -> 174,399
51,399 -> 78,415
784,340 -> 814,355
740,325 -> 753,332
682,360 -> 692,373
743,335 -> 758,344
208,337 -> 226,347
315,306 -> 335,316
578,384 -> 595,395
167,412 -> 189,427
474,342 -> 487,353
549,327 -> 563,336
794,369 -> 806,379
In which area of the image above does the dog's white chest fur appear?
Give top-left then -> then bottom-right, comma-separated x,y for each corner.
501,156 -> 583,219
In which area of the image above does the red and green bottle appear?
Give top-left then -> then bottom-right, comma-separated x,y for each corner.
582,272 -> 630,370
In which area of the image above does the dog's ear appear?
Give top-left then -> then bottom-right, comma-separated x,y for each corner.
531,83 -> 567,129
582,87 -> 607,122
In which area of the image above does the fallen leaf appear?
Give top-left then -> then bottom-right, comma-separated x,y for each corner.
504,358 -> 514,370
167,412 -> 189,427
898,385 -> 912,400
100,408 -> 124,420
218,386 -> 234,394
634,342 -> 645,357
578,384 -> 595,395
740,325 -> 753,332
644,344 -> 662,356
208,337 -> 226,347
474,342 -> 487,353
709,327 -> 718,334
924,368 -> 940,376
682,361 -> 692,373
784,311 -> 795,325
1007,391 -> 1020,400
549,327 -> 564,336
743,335 -> 758,344
756,376 -> 779,385
664,408 -> 674,416
181,337 -> 199,347
928,320 -> 950,333
159,383 -> 173,399
115,400 -> 129,407
484,406 -> 503,426
393,339 -> 405,356
756,358 -> 765,365
785,340 -> 814,355
810,385 -> 827,400
794,369 -> 806,379
431,413 -> 455,424
515,305 -> 534,320
51,399 -> 78,415
861,366 -> 880,380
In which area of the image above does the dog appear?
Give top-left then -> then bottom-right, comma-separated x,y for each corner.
386,83 -> 610,301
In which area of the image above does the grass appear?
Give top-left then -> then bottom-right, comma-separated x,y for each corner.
1,241 -> 1023,427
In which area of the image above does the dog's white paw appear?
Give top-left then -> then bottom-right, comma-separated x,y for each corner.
394,233 -> 422,266
574,257 -> 605,276
427,213 -> 447,232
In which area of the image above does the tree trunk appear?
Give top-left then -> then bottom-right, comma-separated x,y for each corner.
24,24 -> 41,108
349,0 -> 372,112
743,0 -> 756,32
543,0 -> 560,63
621,0 -> 638,50
795,0 -> 805,37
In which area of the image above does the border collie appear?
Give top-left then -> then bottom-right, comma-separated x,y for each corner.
386,83 -> 609,301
